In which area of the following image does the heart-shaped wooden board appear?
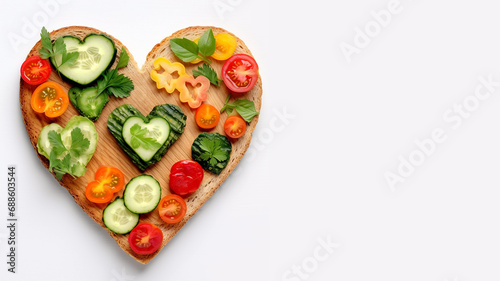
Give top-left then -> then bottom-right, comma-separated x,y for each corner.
19,26 -> 262,264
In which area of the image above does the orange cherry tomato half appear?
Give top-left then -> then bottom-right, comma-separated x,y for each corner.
30,81 -> 69,118
94,166 -> 125,193
21,55 -> 51,85
222,54 -> 259,94
85,181 -> 114,204
158,194 -> 187,224
224,115 -> 247,139
195,104 -> 220,129
128,222 -> 163,255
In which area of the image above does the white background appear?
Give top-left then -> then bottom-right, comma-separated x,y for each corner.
1,0 -> 500,280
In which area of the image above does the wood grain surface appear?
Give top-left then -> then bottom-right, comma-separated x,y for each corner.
19,26 -> 262,264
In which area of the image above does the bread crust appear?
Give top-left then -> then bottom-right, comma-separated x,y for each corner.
20,26 -> 262,264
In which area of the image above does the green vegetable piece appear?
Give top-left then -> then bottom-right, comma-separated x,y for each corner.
193,63 -> 222,87
191,133 -> 232,174
220,95 -> 260,123
170,38 -> 200,62
198,28 -> 216,57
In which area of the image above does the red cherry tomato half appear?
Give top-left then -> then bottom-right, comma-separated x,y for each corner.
169,160 -> 204,196
128,222 -> 163,255
21,55 -> 51,85
158,194 -> 187,224
222,54 -> 259,94
224,115 -> 247,139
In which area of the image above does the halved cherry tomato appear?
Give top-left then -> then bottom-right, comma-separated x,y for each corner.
21,55 -> 51,85
85,181 -> 114,204
195,104 -> 220,129
222,54 -> 259,94
30,81 -> 69,118
128,222 -> 163,255
212,33 -> 237,61
169,160 -> 204,196
158,194 -> 187,224
176,75 -> 210,109
224,115 -> 247,139
94,166 -> 125,193
190,33 -> 237,63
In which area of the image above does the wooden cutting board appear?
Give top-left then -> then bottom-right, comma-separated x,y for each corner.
19,26 -> 262,264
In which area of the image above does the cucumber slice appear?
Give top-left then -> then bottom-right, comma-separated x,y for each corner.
122,116 -> 170,162
103,198 -> 139,234
51,34 -> 116,85
123,175 -> 161,214
74,87 -> 109,121
60,116 -> 98,166
37,123 -> 63,159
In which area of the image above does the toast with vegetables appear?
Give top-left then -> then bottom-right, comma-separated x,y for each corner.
19,25 -> 262,264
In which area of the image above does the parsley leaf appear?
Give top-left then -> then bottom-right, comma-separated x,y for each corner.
193,63 -> 222,86
191,133 -> 232,174
96,68 -> 134,98
129,124 -> 161,150
69,127 -> 90,157
220,95 -> 260,123
48,130 -> 67,156
115,47 -> 130,69
39,27 -> 79,69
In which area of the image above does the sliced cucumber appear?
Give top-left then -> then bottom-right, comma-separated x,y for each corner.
123,175 -> 161,214
69,86 -> 109,121
103,198 -> 139,234
51,34 -> 116,85
37,123 -> 63,159
60,116 -> 98,166
122,116 -> 170,162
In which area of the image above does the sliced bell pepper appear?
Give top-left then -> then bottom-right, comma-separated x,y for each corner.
150,57 -> 188,93
176,75 -> 210,109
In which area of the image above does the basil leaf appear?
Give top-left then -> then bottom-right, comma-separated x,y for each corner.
170,38 -> 199,62
234,100 -> 259,122
198,28 -> 216,57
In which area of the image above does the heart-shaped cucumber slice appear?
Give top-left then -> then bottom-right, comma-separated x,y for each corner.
107,104 -> 186,171
122,117 -> 170,162
51,34 -> 116,85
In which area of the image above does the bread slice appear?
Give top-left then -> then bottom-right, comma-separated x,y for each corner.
19,26 -> 262,264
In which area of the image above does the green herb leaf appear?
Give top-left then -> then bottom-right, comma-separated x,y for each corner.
220,96 -> 259,123
198,28 -> 216,57
170,38 -> 200,62
69,127 -> 90,157
38,27 -> 79,68
96,69 -> 134,98
129,124 -> 161,150
48,130 -> 67,156
233,100 -> 259,123
116,47 -> 130,69
193,63 -> 222,86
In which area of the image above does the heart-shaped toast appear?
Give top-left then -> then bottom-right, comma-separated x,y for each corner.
19,26 -> 262,264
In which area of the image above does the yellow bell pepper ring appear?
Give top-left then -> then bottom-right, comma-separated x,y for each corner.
176,75 -> 210,109
150,57 -> 188,93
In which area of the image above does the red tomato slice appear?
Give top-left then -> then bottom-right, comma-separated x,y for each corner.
21,55 -> 51,85
158,194 -> 187,224
224,115 -> 247,139
85,181 -> 114,204
128,222 -> 163,255
222,54 -> 259,94
169,160 -> 204,196
195,104 -> 220,129
95,166 -> 125,193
